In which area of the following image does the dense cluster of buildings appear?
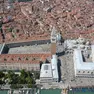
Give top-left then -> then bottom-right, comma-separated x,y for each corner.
0,26 -> 94,84
0,28 -> 60,83
0,0 -> 94,43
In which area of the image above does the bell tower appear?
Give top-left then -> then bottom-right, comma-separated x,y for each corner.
51,27 -> 57,55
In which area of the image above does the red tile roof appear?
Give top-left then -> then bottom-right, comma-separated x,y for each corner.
0,53 -> 51,64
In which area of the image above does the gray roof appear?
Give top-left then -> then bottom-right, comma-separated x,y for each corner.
0,43 -> 5,54
18,0 -> 32,2
44,65 -> 49,70
0,44 -> 3,50
40,64 -> 53,78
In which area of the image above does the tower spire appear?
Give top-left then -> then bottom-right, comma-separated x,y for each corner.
51,27 -> 57,55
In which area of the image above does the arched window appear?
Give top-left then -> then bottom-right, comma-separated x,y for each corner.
91,72 -> 93,75
78,71 -> 80,73
87,71 -> 89,73
18,57 -> 21,60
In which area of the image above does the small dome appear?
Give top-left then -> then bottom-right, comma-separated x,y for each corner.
77,37 -> 85,44
79,44 -> 85,49
56,33 -> 61,41
86,41 -> 90,45
72,45 -> 77,48
72,40 -> 77,44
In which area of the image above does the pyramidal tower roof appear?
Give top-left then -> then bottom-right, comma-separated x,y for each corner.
51,27 -> 57,36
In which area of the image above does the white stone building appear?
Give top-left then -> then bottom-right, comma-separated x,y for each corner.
0,62 -> 40,71
40,55 -> 59,82
73,45 -> 94,77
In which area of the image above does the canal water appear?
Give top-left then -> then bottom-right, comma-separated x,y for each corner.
40,89 -> 61,94
0,90 -> 8,94
0,89 -> 61,94
68,88 -> 94,94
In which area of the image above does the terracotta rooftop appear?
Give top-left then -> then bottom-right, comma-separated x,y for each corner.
0,0 -> 94,43
0,53 -> 51,64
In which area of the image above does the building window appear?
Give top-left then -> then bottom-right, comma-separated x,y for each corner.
87,71 -> 89,73
91,72 -> 93,75
52,39 -> 56,41
18,57 -> 21,60
78,71 -> 80,73
4,58 -> 7,61
11,58 -> 14,61
83,71 -> 85,73
26,57 -> 29,60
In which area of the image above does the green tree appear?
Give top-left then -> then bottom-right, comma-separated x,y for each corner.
26,71 -> 35,88
33,71 -> 40,79
12,74 -> 19,84
0,71 -> 5,84
6,70 -> 19,84
0,71 -> 5,78
10,84 -> 23,89
6,70 -> 14,84
20,69 -> 27,78
26,77 -> 31,83
19,69 -> 27,84
8,27 -> 13,32
27,84 -> 32,88
26,71 -> 32,87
